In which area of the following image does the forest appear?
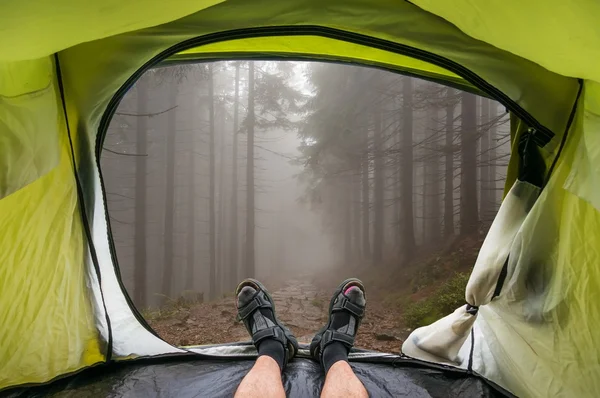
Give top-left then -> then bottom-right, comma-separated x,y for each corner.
102,61 -> 510,349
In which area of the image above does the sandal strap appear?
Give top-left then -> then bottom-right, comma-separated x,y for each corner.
237,291 -> 272,321
321,329 -> 355,352
252,325 -> 286,346
254,326 -> 293,366
333,295 -> 365,318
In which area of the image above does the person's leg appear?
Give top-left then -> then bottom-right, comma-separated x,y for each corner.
234,356 -> 285,398
310,279 -> 369,398
233,279 -> 298,398
321,361 -> 368,398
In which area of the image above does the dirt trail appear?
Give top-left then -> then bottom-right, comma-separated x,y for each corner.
149,275 -> 409,353
148,234 -> 482,354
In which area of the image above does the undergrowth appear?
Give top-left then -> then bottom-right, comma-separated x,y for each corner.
403,272 -> 470,329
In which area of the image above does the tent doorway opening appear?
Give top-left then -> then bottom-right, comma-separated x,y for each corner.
101,60 -> 510,352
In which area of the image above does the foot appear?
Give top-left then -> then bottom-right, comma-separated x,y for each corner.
235,278 -> 298,371
310,278 -> 366,373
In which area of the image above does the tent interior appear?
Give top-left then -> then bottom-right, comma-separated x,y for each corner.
1,1 -> 600,397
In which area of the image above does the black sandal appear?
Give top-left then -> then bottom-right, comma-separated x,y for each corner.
310,278 -> 366,367
235,278 -> 298,367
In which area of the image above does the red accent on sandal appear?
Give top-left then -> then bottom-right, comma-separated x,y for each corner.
344,286 -> 360,295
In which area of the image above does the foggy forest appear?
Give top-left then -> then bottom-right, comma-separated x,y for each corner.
102,61 -> 509,351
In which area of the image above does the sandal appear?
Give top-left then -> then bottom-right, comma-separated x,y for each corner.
310,278 -> 366,367
235,278 -> 298,367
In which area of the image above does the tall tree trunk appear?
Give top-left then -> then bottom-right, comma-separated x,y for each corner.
217,103 -> 227,293
352,167 -> 362,260
361,154 -> 371,260
394,99 -> 402,247
245,61 -> 256,278
400,77 -> 416,260
421,153 -> 427,244
489,101 -> 498,211
427,106 -> 441,243
444,88 -> 455,238
185,86 -> 197,291
480,97 -> 491,222
161,83 -> 178,299
208,65 -> 217,299
344,177 -> 353,265
460,92 -> 479,235
372,98 -> 384,265
134,77 -> 148,307
229,63 -> 241,289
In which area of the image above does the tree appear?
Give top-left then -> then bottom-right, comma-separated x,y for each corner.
372,74 -> 385,265
244,61 -> 256,278
185,70 -> 207,292
161,82 -> 178,298
444,88 -> 456,238
134,76 -> 148,307
343,176 -> 353,265
243,61 -> 304,277
229,62 -> 241,288
489,101 -> 499,210
479,97 -> 491,221
208,64 -> 217,299
216,101 -> 227,292
425,102 -> 441,243
460,91 -> 479,234
352,169 -> 362,260
400,77 -> 416,260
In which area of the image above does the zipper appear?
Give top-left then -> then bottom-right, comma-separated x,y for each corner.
94,25 -> 557,338
97,25 -> 555,151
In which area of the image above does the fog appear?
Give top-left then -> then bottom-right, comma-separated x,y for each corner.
101,61 -> 510,312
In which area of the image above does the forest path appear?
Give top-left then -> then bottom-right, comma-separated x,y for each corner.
148,274 -> 409,353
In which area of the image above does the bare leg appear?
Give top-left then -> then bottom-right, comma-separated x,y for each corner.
234,279 -> 298,397
320,361 -> 368,398
235,356 -> 285,398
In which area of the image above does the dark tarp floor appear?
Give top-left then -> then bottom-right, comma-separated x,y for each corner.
3,357 -> 508,397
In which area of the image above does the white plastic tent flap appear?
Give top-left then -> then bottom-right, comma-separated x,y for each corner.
466,181 -> 540,306
402,305 -> 475,364
402,180 -> 540,364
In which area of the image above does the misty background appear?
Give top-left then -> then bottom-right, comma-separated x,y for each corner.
101,61 -> 510,316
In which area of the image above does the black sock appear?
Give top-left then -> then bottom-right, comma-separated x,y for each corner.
322,286 -> 365,373
322,342 -> 349,373
238,286 -> 286,371
258,337 -> 285,371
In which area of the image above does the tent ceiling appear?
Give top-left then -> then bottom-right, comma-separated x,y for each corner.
0,0 -> 224,61
1,0 -> 598,86
411,0 -> 600,84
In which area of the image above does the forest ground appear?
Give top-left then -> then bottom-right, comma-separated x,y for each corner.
146,233 -> 484,353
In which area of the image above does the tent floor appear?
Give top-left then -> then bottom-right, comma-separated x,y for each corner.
4,356 -> 507,397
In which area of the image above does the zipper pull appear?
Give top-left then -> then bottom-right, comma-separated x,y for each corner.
518,127 -> 544,187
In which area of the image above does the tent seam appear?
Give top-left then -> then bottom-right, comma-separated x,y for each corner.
53,53 -> 113,362
543,79 -> 584,188
468,328 -> 475,373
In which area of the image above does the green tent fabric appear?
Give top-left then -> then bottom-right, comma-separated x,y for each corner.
0,1 -> 599,396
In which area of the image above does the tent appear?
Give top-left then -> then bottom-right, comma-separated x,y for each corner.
1,0 -> 599,396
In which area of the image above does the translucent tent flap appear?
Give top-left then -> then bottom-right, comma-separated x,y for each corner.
0,131 -> 105,390
0,57 -> 60,199
564,81 -> 600,211
404,102 -> 600,397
